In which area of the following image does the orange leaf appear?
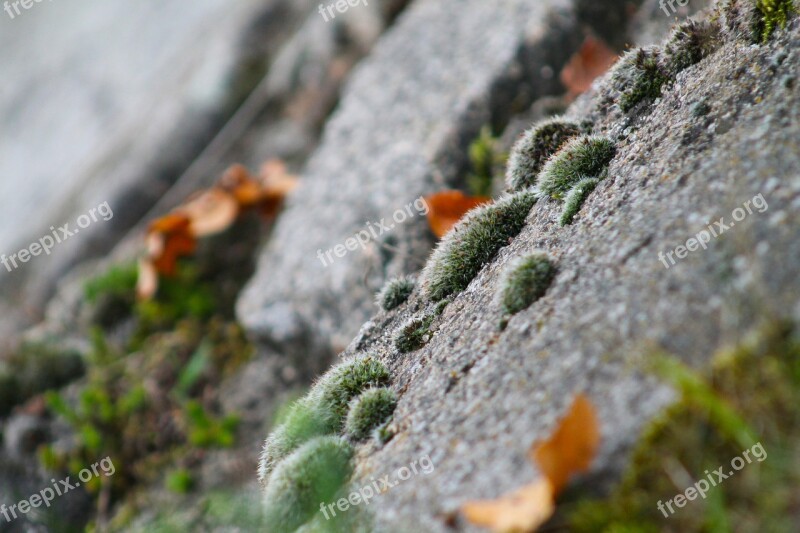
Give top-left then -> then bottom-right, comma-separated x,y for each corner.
179,188 -> 239,237
531,394 -> 600,495
424,190 -> 492,238
461,394 -> 600,532
145,214 -> 196,276
461,478 -> 555,533
560,35 -> 618,99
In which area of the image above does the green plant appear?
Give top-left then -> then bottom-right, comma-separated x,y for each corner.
505,118 -> 582,191
84,262 -> 139,304
611,47 -> 671,113
467,126 -> 506,197
184,400 -> 239,448
345,388 -> 398,441
422,190 -> 537,301
756,0 -> 797,41
263,436 -> 354,533
165,468 -> 195,494
560,177 -> 601,226
376,276 -> 415,311
498,254 -> 557,316
664,20 -> 722,75
537,136 -> 616,200
394,312 -> 436,353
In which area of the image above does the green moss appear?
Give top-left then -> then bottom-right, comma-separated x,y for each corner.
498,254 -> 557,316
263,436 -> 354,533
505,118 -> 582,191
756,0 -> 797,41
560,177 -> 601,226
84,262 -> 139,304
345,388 -> 397,441
165,468 -> 195,494
376,276 -> 415,311
611,47 -> 671,113
394,312 -> 436,353
315,357 -> 391,422
422,191 -> 537,301
567,323 -> 800,532
467,126 -> 506,197
536,136 -> 616,200
664,20 -> 722,75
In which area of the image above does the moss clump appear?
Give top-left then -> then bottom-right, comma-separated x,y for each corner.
536,136 -> 615,200
394,312 -> 436,353
560,177 -> 600,226
345,387 -> 397,441
756,0 -> 797,41
263,436 -> 354,533
505,118 -> 582,191
422,191 -> 537,301
376,276 -> 415,311
568,322 -> 800,532
498,254 -> 557,316
664,19 -> 723,75
611,47 -> 671,113
259,357 -> 390,484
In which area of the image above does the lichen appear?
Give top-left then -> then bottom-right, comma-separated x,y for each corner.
375,276 -> 415,311
536,136 -> 615,200
497,253 -> 557,316
344,387 -> 398,441
422,190 -> 537,301
560,177 -> 601,226
505,118 -> 582,191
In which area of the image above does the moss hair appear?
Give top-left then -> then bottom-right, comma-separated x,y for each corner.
560,177 -> 601,226
375,276 -> 415,311
394,312 -> 436,353
344,387 -> 398,441
505,118 -> 582,191
536,135 -> 615,200
262,436 -> 354,533
422,190 -> 537,301
664,19 -> 723,75
497,253 -> 557,316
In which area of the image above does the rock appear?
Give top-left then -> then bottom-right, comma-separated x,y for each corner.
237,0 -> 606,359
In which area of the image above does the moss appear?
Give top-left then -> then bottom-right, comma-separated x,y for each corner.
567,323 -> 800,532
505,118 -> 582,191
498,254 -> 557,316
263,436 -> 354,533
560,177 -> 601,226
345,388 -> 398,441
422,191 -> 537,301
467,126 -> 506,197
664,19 -> 723,75
611,47 -> 671,113
315,357 -> 391,422
756,0 -> 797,42
394,312 -> 436,353
376,276 -> 415,311
536,136 -> 616,200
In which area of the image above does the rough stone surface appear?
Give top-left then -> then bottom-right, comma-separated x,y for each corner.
237,0 -> 592,359
333,16 -> 800,532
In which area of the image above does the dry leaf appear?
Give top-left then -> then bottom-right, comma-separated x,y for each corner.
424,190 -> 492,238
461,394 -> 600,533
560,35 -> 618,99
180,188 -> 239,237
531,394 -> 600,495
462,478 -> 555,533
146,214 -> 196,276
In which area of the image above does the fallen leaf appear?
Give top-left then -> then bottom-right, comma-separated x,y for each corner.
424,190 -> 492,238
560,35 -> 618,99
145,214 -> 196,276
136,258 -> 159,300
461,478 -> 555,533
461,394 -> 600,532
179,188 -> 239,237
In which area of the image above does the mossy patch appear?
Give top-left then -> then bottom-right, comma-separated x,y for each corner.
263,436 -> 354,533
537,136 -> 615,200
376,276 -> 415,311
756,0 -> 797,42
611,47 -> 671,113
497,253 -> 557,317
422,190 -> 537,301
345,387 -> 398,441
560,177 -> 601,226
505,118 -> 582,191
567,322 -> 800,532
394,311 -> 437,353
664,19 -> 723,75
